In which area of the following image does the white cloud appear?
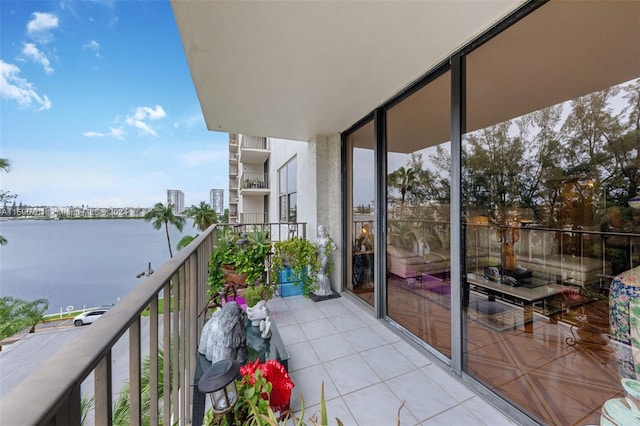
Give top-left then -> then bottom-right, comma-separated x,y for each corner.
123,105 -> 166,137
0,60 -> 51,111
22,43 -> 54,75
125,117 -> 157,137
83,126 -> 125,140
26,12 -> 59,45
132,105 -> 166,121
109,127 -> 125,140
83,40 -> 100,58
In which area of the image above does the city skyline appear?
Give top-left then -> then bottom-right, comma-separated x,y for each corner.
1,1 -> 229,208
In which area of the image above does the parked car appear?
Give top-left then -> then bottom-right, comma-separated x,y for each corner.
73,309 -> 108,326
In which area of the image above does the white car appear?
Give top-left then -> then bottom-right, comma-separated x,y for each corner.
73,309 -> 108,326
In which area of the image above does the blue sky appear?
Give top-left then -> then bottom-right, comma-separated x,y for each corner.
1,0 -> 229,208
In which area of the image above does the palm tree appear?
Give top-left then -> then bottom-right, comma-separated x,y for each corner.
0,158 -> 10,172
0,296 -> 49,349
144,203 -> 186,258
184,201 -> 217,232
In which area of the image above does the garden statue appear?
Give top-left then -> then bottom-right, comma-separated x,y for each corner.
314,225 -> 336,296
260,315 -> 272,339
198,301 -> 247,362
247,299 -> 269,326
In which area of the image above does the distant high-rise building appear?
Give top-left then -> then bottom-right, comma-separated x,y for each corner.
166,190 -> 185,214
210,189 -> 224,216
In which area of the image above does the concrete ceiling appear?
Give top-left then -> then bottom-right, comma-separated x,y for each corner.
171,0 -> 526,142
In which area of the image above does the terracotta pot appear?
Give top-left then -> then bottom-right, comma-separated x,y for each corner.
222,264 -> 247,286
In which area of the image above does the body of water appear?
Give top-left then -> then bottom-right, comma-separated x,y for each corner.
0,218 -> 195,314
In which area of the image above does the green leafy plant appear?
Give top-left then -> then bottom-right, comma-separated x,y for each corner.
270,237 -> 321,297
208,227 -> 272,298
242,283 -> 276,308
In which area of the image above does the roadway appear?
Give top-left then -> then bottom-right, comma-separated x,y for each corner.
0,317 -> 156,425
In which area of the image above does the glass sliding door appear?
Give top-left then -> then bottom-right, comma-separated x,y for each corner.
462,2 -> 640,424
386,70 -> 452,357
347,120 -> 376,306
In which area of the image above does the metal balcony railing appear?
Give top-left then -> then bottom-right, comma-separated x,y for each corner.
240,172 -> 269,190
240,212 -> 269,224
0,227 -> 215,425
240,136 -> 268,150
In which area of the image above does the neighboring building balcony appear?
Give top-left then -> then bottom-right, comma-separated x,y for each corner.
229,154 -> 238,164
240,212 -> 269,224
229,165 -> 238,177
239,172 -> 270,195
239,136 -> 270,164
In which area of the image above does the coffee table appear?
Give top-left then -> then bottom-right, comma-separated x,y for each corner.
192,319 -> 289,426
467,272 -> 567,332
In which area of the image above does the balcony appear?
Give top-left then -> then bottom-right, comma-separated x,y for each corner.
239,136 -> 269,164
239,172 -> 270,196
240,212 -> 269,224
0,217 -> 517,425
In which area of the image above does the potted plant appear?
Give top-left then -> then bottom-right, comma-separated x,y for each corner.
208,227 -> 271,304
270,237 -> 322,297
242,283 -> 276,309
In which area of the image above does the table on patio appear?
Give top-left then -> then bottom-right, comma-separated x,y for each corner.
192,319 -> 289,426
467,272 -> 567,333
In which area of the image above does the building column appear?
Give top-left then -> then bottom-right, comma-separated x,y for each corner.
311,134 -> 343,292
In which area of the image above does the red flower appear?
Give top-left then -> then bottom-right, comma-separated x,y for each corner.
239,360 -> 295,412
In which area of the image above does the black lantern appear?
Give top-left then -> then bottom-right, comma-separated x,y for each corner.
198,359 -> 241,423
236,232 -> 249,250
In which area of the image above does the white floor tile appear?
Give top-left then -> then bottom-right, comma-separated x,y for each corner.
343,382 -> 418,426
420,365 -> 474,403
393,339 -> 432,368
462,397 -> 518,426
420,404 -> 486,425
341,325 -> 390,352
301,318 -> 339,340
360,344 -> 417,380
279,323 -> 308,345
370,323 -> 402,343
286,341 -> 321,372
328,313 -> 368,332
288,364 -> 339,412
386,370 -> 460,422
292,306 -> 327,324
310,334 -> 357,361
307,396 -> 358,426
324,353 -> 381,395
316,299 -> 354,318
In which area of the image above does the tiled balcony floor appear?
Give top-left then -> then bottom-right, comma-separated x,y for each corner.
266,295 -> 517,426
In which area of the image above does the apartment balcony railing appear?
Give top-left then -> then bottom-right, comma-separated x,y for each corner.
222,222 -> 307,241
240,136 -> 268,150
240,212 -> 269,224
0,227 -> 215,425
240,172 -> 269,190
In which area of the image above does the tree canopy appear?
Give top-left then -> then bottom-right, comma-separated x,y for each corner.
144,202 -> 186,258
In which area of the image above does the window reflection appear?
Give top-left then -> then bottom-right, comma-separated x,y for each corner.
348,121 -> 375,306
386,70 -> 452,357
463,2 -> 640,423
